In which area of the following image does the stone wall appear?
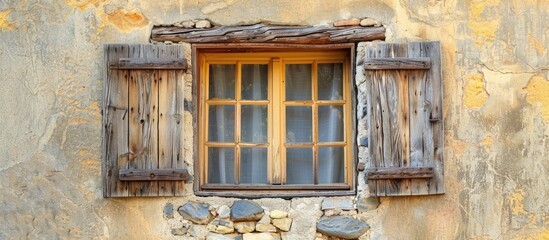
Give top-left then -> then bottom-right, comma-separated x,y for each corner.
1,0 -> 549,239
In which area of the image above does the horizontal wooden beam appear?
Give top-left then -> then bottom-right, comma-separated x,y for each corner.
363,57 -> 431,70
109,58 -> 187,70
119,169 -> 190,181
366,167 -> 434,180
151,23 -> 385,44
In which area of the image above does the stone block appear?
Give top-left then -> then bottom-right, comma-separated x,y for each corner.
357,196 -> 380,212
163,203 -> 174,219
316,216 -> 370,239
234,221 -> 255,233
243,233 -> 281,240
231,200 -> 264,221
255,223 -> 277,233
269,210 -> 288,219
321,197 -> 355,211
333,19 -> 361,27
272,218 -> 292,231
179,202 -> 214,224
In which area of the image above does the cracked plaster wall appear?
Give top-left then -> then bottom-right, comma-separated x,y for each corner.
0,0 -> 549,239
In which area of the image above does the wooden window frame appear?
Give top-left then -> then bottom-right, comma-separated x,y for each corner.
192,43 -> 357,198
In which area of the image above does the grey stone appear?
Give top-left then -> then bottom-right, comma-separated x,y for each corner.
359,136 -> 368,147
230,200 -> 264,221
195,20 -> 212,28
171,227 -> 187,236
189,224 -> 209,238
321,197 -> 355,210
164,202 -> 174,219
357,196 -> 380,212
217,205 -> 231,219
316,216 -> 370,239
179,202 -> 215,224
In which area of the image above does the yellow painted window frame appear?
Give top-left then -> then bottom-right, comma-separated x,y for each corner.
197,48 -> 354,195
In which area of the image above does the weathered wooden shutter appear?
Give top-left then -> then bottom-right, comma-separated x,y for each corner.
102,44 -> 189,197
364,41 -> 443,196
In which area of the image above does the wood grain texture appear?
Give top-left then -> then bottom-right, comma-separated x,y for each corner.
103,44 -> 130,197
363,57 -> 430,70
119,169 -> 190,181
366,167 -> 433,179
151,23 -> 385,44
103,44 -> 187,197
110,57 -> 187,70
364,41 -> 444,196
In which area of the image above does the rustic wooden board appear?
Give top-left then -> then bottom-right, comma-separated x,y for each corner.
110,57 -> 187,70
119,169 -> 190,181
366,167 -> 434,179
151,23 -> 385,44
158,45 -> 186,196
103,44 -> 188,197
103,44 -> 130,197
363,57 -> 431,70
364,41 -> 444,196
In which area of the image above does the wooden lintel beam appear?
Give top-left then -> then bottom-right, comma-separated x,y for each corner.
150,23 -> 385,44
363,57 -> 431,70
366,167 -> 434,180
109,58 -> 187,70
119,169 -> 190,181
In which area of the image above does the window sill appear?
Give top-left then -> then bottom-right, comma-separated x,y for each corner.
194,190 -> 355,199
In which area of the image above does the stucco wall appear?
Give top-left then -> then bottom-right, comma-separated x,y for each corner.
1,0 -> 549,239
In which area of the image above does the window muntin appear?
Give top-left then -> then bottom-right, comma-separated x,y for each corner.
199,51 -> 352,192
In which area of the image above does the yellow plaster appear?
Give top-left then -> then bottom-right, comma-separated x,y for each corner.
480,135 -> 493,147
65,0 -> 107,11
513,229 -> 549,240
468,0 -> 500,46
463,73 -> 489,109
528,34 -> 546,55
525,76 -> 549,122
508,189 -> 528,215
102,9 -> 149,32
447,132 -> 469,158
0,9 -> 16,31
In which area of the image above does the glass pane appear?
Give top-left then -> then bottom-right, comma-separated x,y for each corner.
208,105 -> 235,142
286,148 -> 313,184
241,105 -> 268,143
318,106 -> 344,142
285,64 -> 312,100
318,63 -> 343,100
208,147 -> 235,184
240,148 -> 268,184
286,106 -> 312,143
318,147 -> 344,183
209,64 -> 235,99
242,64 -> 268,100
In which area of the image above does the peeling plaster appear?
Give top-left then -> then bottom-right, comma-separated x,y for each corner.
103,9 -> 149,32
463,73 -> 489,109
525,75 -> 549,122
0,9 -> 16,31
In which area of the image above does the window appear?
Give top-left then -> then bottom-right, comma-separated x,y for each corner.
196,45 -> 355,196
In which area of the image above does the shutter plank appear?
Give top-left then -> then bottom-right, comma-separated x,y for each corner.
158,45 -> 186,196
103,44 -> 130,197
424,42 -> 444,194
128,45 -> 160,196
